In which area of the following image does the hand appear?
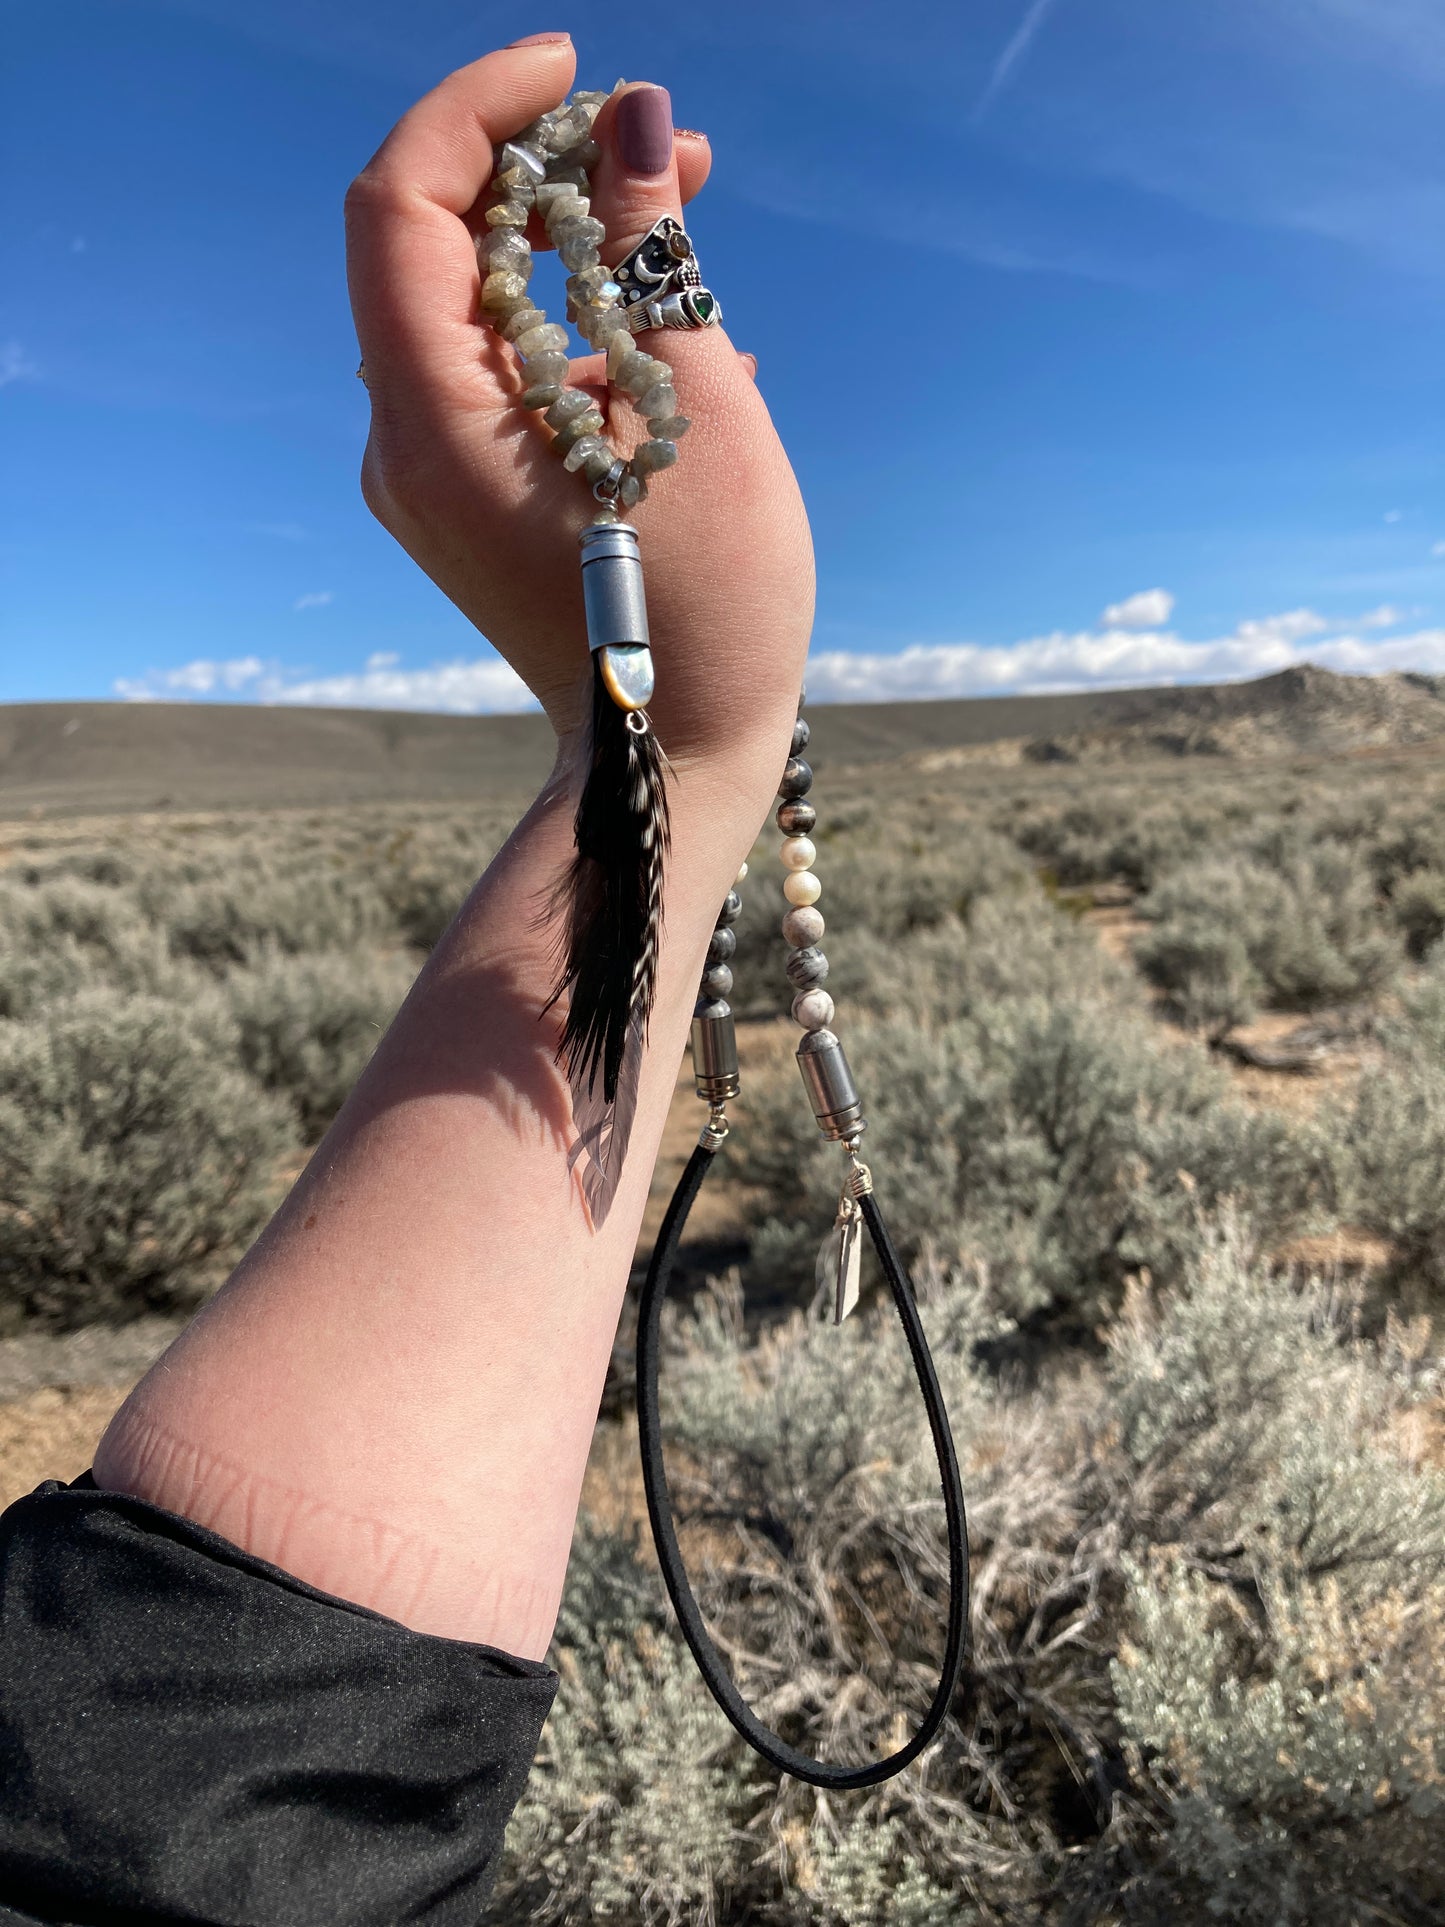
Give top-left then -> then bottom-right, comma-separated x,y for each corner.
345,36 -> 815,765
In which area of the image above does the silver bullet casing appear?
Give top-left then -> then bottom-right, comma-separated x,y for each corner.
578,521 -> 655,709
796,1029 -> 863,1140
691,1002 -> 741,1103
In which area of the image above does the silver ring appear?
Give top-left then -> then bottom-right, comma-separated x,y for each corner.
612,216 -> 722,334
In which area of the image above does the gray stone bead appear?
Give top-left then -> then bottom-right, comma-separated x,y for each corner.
792,717 -> 811,754
557,237 -> 601,272
635,380 -> 677,419
485,199 -> 530,228
498,141 -> 546,184
544,388 -> 596,429
701,963 -> 734,999
785,946 -> 829,989
566,266 -> 607,298
493,165 -> 539,200
481,271 -> 530,313
781,905 -> 824,948
546,164 -> 590,188
520,382 -> 563,410
618,472 -> 645,508
481,229 -> 530,273
535,181 -> 583,220
792,988 -> 835,1032
589,307 -> 632,343
568,137 -> 602,168
553,410 -> 605,453
693,994 -> 731,1021
521,351 -> 570,385
616,350 -> 668,395
631,439 -> 678,476
501,306 -> 548,343
776,799 -> 816,836
581,443 -> 620,485
562,432 -> 608,473
717,889 -> 743,927
514,322 -> 570,358
779,757 -> 814,799
706,926 -> 737,963
552,214 -> 606,251
647,414 -> 691,440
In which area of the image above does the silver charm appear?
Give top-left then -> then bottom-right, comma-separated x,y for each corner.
817,1194 -> 863,1325
613,217 -> 722,333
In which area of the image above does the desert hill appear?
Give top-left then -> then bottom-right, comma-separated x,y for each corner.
3,664 -> 1442,817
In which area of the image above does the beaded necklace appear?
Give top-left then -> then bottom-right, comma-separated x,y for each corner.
480,88 -> 969,1787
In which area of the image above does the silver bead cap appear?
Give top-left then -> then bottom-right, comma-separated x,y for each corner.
578,521 -> 641,562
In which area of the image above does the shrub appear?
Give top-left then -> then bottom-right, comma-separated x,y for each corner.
225,947 -> 416,1138
0,989 -> 295,1330
0,880 -> 196,1019
1392,869 -> 1445,959
155,866 -> 391,970
1138,850 -> 1397,1026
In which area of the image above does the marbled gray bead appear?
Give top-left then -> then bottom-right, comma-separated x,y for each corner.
717,889 -> 743,927
544,389 -> 596,429
792,989 -> 835,1032
779,757 -> 813,799
618,472 -> 645,508
485,199 -> 530,228
520,382 -> 563,410
552,410 -> 604,453
589,307 -> 631,343
522,350 -> 570,384
535,181 -> 583,220
693,994 -> 731,1021
701,963 -> 734,999
631,439 -> 678,476
552,214 -> 606,250
781,905 -> 824,948
617,351 -> 669,396
566,266 -> 607,297
635,381 -> 677,420
792,717 -> 811,754
786,946 -> 829,989
776,799 -> 816,836
707,926 -> 737,962
647,414 -> 691,440
481,271 -> 530,312
514,321 -> 570,358
501,306 -> 547,343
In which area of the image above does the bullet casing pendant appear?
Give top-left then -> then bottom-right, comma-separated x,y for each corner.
579,521 -> 655,709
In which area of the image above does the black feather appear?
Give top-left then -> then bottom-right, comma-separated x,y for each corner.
544,656 -> 672,1205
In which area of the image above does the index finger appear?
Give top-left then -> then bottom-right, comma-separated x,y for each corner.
345,37 -> 577,389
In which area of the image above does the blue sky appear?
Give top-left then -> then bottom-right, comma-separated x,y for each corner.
2,0 -> 1442,710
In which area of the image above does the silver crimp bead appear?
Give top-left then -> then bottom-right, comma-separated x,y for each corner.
796,1028 -> 864,1141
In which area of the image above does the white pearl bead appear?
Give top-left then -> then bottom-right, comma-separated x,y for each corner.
782,869 -> 821,907
780,836 -> 816,871
792,988 -> 835,1031
735,860 -> 748,883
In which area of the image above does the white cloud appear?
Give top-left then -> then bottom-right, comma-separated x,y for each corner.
1433,541 -> 1445,558
0,341 -> 38,389
1384,509 -> 1403,523
293,590 -> 334,611
1358,604 -> 1403,629
973,0 -> 1060,120
803,606 -> 1445,705
115,652 -> 535,715
1101,588 -> 1175,629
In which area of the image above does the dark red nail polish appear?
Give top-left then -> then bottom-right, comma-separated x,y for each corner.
615,86 -> 673,175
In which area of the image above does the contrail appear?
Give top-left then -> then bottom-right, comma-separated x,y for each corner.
973,0 -> 1060,120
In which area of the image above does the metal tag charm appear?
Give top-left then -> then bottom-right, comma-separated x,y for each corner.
816,1196 -> 863,1326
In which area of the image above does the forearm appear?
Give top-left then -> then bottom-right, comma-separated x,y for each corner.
94,708 -> 793,1659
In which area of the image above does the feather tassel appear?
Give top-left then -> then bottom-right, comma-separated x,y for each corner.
544,652 -> 671,1221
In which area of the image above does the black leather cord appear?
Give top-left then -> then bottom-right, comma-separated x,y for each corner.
635,1139 -> 970,1788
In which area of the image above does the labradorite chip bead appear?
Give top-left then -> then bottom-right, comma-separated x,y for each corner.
515,322 -> 570,358
785,946 -> 829,989
636,381 -> 677,419
706,926 -> 737,963
782,905 -> 824,948
544,389 -> 596,429
520,383 -> 563,410
619,472 -> 645,509
481,271 -> 530,312
522,351 -> 570,384
779,757 -> 813,799
501,306 -> 547,343
792,718 -> 810,754
717,890 -> 743,927
702,963 -> 734,998
777,799 -> 816,836
553,411 -> 605,454
486,200 -> 530,228
632,439 -> 678,475
562,433 -> 607,473
647,415 -> 691,440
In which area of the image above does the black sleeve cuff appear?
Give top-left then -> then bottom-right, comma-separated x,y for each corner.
0,1475 -> 556,1925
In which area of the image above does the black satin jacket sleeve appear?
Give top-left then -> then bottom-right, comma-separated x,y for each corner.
0,1475 -> 556,1926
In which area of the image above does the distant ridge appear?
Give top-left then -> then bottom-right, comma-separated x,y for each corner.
2,666 -> 1443,817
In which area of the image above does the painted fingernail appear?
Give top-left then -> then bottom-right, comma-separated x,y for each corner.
615,85 -> 673,175
506,31 -> 571,46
